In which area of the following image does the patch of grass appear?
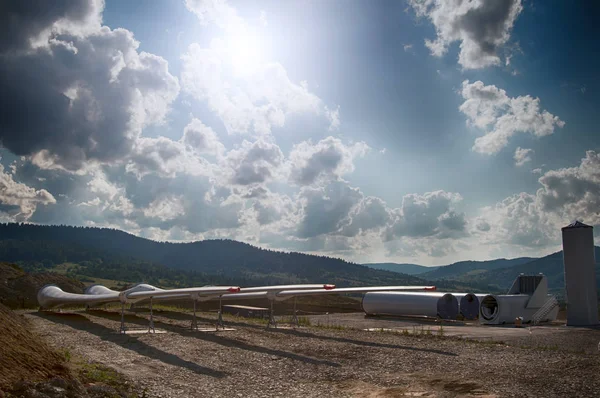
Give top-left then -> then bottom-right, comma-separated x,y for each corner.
372,325 -> 454,340
314,321 -> 350,330
74,360 -> 141,397
412,325 -> 432,336
78,362 -> 122,385
438,325 -> 445,337
61,348 -> 72,363
277,315 -> 312,326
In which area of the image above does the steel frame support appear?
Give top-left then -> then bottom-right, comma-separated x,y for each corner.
119,303 -> 127,334
216,295 -> 224,330
291,297 -> 299,328
191,299 -> 198,330
267,299 -> 277,328
148,297 -> 155,333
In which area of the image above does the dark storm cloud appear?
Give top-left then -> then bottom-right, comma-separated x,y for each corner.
0,0 -> 101,53
0,1 -> 179,171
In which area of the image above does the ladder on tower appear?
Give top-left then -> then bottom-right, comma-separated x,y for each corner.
532,296 -> 558,325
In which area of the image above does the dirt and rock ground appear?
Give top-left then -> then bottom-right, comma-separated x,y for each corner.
23,308 -> 600,398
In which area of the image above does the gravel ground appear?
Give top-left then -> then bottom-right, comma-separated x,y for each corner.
307,313 -> 600,354
23,309 -> 600,398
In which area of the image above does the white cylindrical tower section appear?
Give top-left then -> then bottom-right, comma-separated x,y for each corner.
562,221 -> 599,326
458,293 -> 488,320
362,292 -> 459,320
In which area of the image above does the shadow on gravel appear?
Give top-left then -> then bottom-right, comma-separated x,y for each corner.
124,315 -> 342,367
85,309 -> 151,327
149,310 -> 267,330
147,309 -> 457,357
267,328 -> 458,357
174,327 -> 342,368
33,311 -> 228,378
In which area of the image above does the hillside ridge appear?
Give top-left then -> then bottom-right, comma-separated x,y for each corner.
0,223 -> 453,289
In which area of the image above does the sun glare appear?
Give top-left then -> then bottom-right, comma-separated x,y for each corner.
224,28 -> 264,76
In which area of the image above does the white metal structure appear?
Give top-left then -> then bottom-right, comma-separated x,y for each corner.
85,284 -> 120,296
38,285 -> 119,309
362,292 -> 459,320
40,282 -> 436,331
562,221 -> 599,326
38,283 -> 241,333
83,283 -> 342,330
216,284 -> 337,328
215,285 -> 436,328
479,274 -> 559,325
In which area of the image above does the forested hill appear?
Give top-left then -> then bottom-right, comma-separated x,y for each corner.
418,257 -> 535,280
0,223 -> 454,288
363,263 -> 439,275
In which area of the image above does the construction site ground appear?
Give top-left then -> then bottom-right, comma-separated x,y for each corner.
22,308 -> 600,398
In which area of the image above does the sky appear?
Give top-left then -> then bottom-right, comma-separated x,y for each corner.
1,0 -> 599,266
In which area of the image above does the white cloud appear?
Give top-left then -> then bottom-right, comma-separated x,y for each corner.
181,0 -> 338,138
251,190 -> 296,226
0,0 -> 103,53
126,137 -> 185,179
478,192 -> 559,248
477,151 -> 600,251
514,147 -> 533,166
537,150 -> 600,226
296,181 -> 363,239
259,10 -> 268,27
184,0 -> 244,33
181,43 -> 325,136
226,139 -> 285,185
87,170 -> 120,201
0,164 -> 56,221
0,1 -> 180,171
403,43 -> 413,52
289,137 -> 369,186
385,190 -> 467,240
531,168 -> 542,175
409,0 -> 523,69
182,118 -> 225,157
340,196 -> 391,237
460,80 -> 565,154
4,0 -> 595,266
474,217 -> 491,232
326,105 -> 341,131
142,196 -> 186,222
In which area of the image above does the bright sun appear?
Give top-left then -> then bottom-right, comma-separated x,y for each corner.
224,28 -> 264,76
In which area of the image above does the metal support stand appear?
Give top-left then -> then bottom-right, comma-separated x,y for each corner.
148,297 -> 155,334
216,295 -> 224,330
267,299 -> 277,329
191,300 -> 198,331
119,303 -> 127,334
291,297 -> 299,328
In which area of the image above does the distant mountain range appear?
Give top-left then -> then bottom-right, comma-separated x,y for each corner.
363,263 -> 439,275
0,223 -> 458,289
418,257 -> 536,280
364,248 -> 600,296
457,248 -> 600,297
1,223 -> 597,296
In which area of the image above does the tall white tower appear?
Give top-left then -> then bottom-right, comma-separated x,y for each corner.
562,221 -> 599,326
